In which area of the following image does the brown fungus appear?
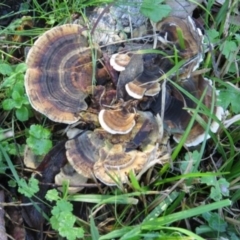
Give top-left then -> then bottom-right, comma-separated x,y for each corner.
110,53 -> 132,72
156,16 -> 203,78
65,111 -> 165,186
150,75 -> 223,147
98,108 -> 136,134
65,130 -> 105,178
25,24 -> 101,124
93,146 -> 150,186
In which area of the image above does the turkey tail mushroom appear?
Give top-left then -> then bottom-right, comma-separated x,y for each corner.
150,75 -> 224,146
98,108 -> 136,134
25,24 -> 102,124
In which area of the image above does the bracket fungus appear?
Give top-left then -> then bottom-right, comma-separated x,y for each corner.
55,163 -> 87,193
65,111 -> 165,185
93,145 -> 155,186
116,16 -> 203,101
156,16 -> 204,79
110,53 -> 132,72
24,15 -> 223,187
65,130 -> 105,179
98,108 -> 136,134
150,75 -> 224,147
25,24 -> 101,124
116,54 -> 165,100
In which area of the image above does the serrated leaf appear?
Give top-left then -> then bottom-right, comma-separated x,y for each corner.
205,29 -> 219,43
202,211 -> 212,222
50,215 -> 59,230
18,177 -> 39,197
220,40 -> 237,61
140,0 -> 171,23
16,106 -> 29,121
27,125 -> 52,155
208,212 -> 227,232
180,151 -> 199,173
27,136 -> 52,155
8,143 -> 24,156
45,189 -> 60,201
0,63 -> 13,75
218,83 -> 240,114
2,99 -> 16,110
52,199 -> 73,215
210,186 -> 222,201
200,175 -> 215,186
49,199 -> 84,240
29,124 -> 51,139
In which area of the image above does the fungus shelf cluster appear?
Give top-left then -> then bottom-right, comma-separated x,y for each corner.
25,16 -> 223,186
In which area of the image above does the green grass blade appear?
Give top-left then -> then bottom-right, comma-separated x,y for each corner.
90,215 -> 100,240
142,199 -> 231,230
157,226 -> 205,240
68,193 -> 139,205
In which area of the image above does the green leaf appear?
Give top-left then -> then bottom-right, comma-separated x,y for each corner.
218,178 -> 229,197
235,34 -> 240,43
16,106 -> 29,122
58,214 -> 84,240
208,212 -> 227,232
179,150 -> 200,173
2,99 -> 16,110
27,136 -> 52,155
200,175 -> 215,186
1,75 -> 16,88
50,215 -> 60,230
0,160 -> 7,174
210,186 -> 222,201
12,90 -> 21,101
205,29 -> 219,43
27,125 -> 52,155
7,143 -> 24,156
22,95 -> 30,105
29,124 -> 51,139
45,189 -> 60,201
220,40 -> 237,61
49,199 -> 84,240
8,179 -> 17,187
18,177 -> 39,197
13,82 -> 25,95
52,199 -> 73,215
15,63 -> 27,73
0,63 -> 13,75
140,0 -> 171,22
218,83 -> 240,114
58,212 -> 77,239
